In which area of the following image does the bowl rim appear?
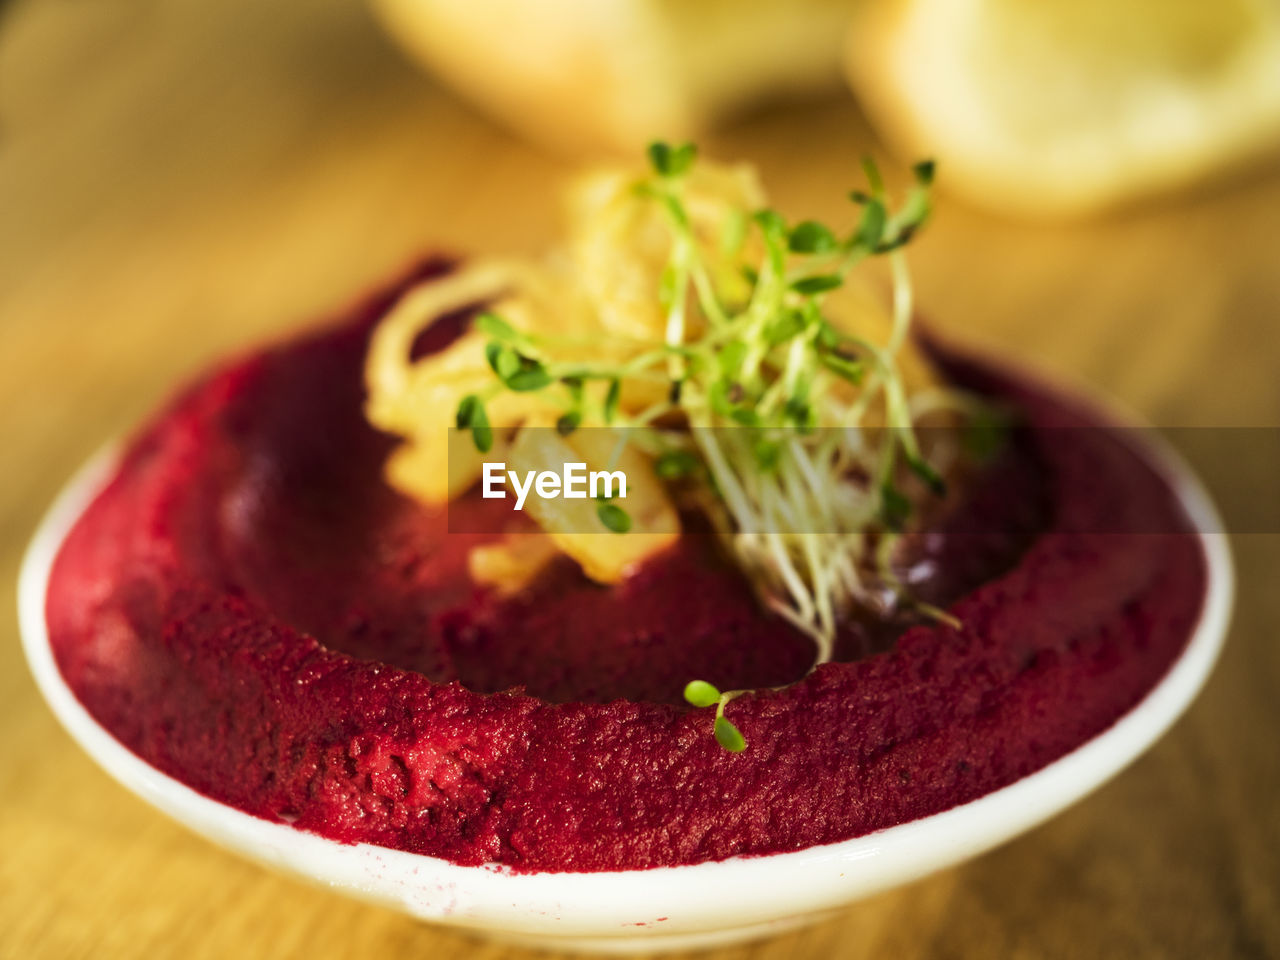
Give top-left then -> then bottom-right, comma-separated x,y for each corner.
18,433 -> 1234,936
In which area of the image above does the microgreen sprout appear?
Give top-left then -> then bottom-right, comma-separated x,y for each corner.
647,141 -> 698,178
454,142 -> 985,751
596,499 -> 632,534
683,680 -> 747,753
455,394 -> 492,453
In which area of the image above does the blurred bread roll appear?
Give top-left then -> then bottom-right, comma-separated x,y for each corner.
371,0 -> 857,153
846,0 -> 1280,217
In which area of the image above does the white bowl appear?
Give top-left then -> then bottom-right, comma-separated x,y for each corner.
19,443 -> 1232,954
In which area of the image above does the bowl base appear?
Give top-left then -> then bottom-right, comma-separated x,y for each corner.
476,910 -> 835,954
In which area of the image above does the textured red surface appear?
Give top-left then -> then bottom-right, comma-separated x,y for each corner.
46,260 -> 1207,872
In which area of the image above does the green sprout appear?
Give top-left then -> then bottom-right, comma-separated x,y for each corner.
683,680 -> 747,753
596,500 -> 632,534
648,141 -> 698,178
454,142 -> 988,751
455,394 -> 492,453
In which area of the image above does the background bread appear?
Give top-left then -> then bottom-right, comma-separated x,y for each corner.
371,0 -> 858,154
845,0 -> 1280,218
374,0 -> 1280,218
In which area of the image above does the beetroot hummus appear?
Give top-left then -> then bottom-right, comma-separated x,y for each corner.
45,259 -> 1207,872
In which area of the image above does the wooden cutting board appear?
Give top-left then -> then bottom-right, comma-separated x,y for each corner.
1,0 -> 1277,957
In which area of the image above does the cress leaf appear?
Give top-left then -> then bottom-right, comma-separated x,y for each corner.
505,358 -> 552,392
879,481 -> 911,532
655,449 -> 701,479
791,274 -> 843,295
861,156 -> 885,194
907,453 -> 947,497
596,501 -> 631,534
764,309 -> 806,347
455,394 -> 477,428
820,350 -> 863,384
475,311 -> 518,342
753,438 -> 781,471
456,395 -> 492,453
556,411 -> 581,436
817,318 -> 844,349
714,716 -> 747,753
647,141 -> 697,177
784,396 -> 814,431
486,341 -> 520,381
683,679 -> 721,708
752,209 -> 787,239
603,378 -> 621,423
788,221 -> 838,255
854,197 -> 887,250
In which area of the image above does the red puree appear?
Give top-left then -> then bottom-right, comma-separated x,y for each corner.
46,259 -> 1207,872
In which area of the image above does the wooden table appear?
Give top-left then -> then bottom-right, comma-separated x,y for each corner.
2,1 -> 1277,957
